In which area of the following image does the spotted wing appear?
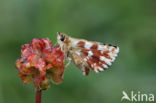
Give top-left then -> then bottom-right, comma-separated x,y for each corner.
71,50 -> 90,75
71,40 -> 119,75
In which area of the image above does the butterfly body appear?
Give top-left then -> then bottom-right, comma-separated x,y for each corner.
57,32 -> 119,75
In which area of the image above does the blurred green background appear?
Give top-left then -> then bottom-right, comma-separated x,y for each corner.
0,0 -> 156,103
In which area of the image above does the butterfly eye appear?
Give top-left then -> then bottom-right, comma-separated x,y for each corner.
60,35 -> 65,41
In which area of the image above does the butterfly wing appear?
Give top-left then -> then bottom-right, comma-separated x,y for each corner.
70,39 -> 119,75
71,50 -> 90,75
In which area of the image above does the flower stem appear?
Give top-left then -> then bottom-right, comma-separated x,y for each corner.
36,90 -> 42,103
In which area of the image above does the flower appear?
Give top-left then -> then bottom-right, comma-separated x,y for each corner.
15,38 -> 64,90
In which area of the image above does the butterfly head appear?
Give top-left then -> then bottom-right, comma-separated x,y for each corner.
57,32 -> 70,46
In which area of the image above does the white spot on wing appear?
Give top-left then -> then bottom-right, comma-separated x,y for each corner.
85,42 -> 92,49
101,51 -> 104,54
84,58 -> 87,62
108,52 -> 113,57
94,69 -> 99,73
100,56 -> 105,61
98,45 -> 107,50
102,64 -> 108,68
72,40 -> 79,47
107,46 -> 119,62
108,52 -> 116,62
115,47 -> 120,53
111,57 -> 115,62
100,56 -> 112,66
88,51 -> 93,57
114,54 -> 117,57
98,67 -> 104,71
109,47 -> 114,51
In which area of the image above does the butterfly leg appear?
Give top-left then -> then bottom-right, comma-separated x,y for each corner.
65,58 -> 72,69
53,42 -> 59,47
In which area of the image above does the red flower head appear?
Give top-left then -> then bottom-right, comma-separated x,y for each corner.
15,38 -> 64,90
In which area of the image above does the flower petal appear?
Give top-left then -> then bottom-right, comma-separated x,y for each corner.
21,44 -> 33,57
19,73 -> 33,84
48,63 -> 64,84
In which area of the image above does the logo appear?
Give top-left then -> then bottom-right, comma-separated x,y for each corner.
121,91 -> 155,102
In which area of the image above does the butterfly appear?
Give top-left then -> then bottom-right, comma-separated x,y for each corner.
57,32 -> 119,75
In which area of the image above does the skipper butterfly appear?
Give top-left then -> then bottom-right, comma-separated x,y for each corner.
57,32 -> 119,75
